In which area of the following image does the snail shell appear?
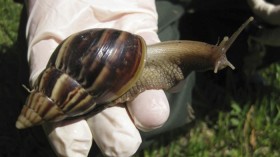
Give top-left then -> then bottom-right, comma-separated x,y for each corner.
16,29 -> 146,129
16,17 -> 254,129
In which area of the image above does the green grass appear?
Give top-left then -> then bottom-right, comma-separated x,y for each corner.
1,0 -> 280,157
0,0 -> 22,53
138,105 -> 280,157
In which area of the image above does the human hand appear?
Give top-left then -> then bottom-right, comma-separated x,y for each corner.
26,0 -> 170,156
247,0 -> 280,46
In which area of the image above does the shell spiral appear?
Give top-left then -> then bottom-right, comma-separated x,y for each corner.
16,29 -> 146,129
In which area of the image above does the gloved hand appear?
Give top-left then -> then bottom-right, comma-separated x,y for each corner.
247,0 -> 280,46
247,0 -> 280,26
26,0 -> 170,156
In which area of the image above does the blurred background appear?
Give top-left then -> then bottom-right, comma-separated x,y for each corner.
0,0 -> 279,156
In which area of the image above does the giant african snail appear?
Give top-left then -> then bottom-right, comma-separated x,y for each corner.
16,17 -> 254,129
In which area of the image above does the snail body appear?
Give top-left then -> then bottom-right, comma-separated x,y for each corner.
16,17 -> 254,129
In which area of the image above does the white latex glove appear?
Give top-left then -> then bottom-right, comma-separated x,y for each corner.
247,0 -> 280,46
247,0 -> 280,25
26,0 -> 170,157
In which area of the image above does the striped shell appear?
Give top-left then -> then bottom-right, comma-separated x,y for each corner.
16,29 -> 146,129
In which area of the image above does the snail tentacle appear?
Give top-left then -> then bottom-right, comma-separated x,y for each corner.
213,17 -> 254,73
218,17 -> 254,53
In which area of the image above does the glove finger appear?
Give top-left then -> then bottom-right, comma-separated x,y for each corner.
127,89 -> 170,131
43,118 -> 92,157
86,105 -> 141,157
